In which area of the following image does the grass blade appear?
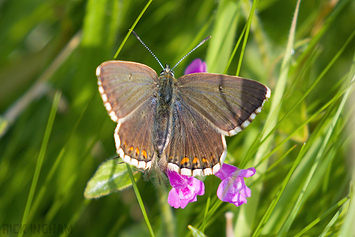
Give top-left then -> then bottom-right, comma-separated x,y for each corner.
18,91 -> 61,237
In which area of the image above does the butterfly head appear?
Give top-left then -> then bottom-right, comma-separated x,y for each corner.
160,64 -> 175,78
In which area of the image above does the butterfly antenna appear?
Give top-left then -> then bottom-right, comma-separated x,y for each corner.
171,36 -> 211,70
131,30 -> 165,70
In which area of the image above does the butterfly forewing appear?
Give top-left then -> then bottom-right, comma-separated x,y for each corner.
177,73 -> 271,136
96,61 -> 158,122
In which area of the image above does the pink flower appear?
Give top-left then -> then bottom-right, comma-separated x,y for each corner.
166,170 -> 205,209
215,164 -> 256,207
184,58 -> 207,74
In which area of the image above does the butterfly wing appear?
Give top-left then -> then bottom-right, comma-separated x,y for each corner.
96,61 -> 159,170
177,73 -> 271,135
115,97 -> 157,170
96,60 -> 158,122
163,73 -> 270,176
163,94 -> 227,176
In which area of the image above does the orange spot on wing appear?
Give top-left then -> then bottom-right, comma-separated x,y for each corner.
142,150 -> 147,159
202,157 -> 211,166
181,157 -> 190,165
135,148 -> 140,156
192,157 -> 199,164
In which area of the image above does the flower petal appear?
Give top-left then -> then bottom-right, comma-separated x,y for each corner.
215,163 -> 238,180
238,167 -> 256,178
215,164 -> 255,207
184,58 -> 207,74
191,177 -> 205,196
166,170 -> 205,209
168,188 -> 181,208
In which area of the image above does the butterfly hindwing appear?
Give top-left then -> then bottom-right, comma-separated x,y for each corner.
115,97 -> 157,170
164,92 -> 227,176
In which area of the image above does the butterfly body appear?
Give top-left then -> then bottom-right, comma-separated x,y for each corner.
96,60 -> 270,176
154,65 -> 176,155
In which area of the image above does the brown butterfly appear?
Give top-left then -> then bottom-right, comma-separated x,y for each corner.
96,33 -> 270,176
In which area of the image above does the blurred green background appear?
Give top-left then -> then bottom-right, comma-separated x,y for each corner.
1,0 -> 354,236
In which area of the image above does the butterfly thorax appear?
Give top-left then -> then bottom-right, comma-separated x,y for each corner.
157,65 -> 176,105
153,65 -> 177,155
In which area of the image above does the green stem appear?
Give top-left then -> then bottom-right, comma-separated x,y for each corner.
113,0 -> 153,59
126,164 -> 155,237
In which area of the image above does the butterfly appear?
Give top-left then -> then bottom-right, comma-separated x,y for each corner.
96,33 -> 270,177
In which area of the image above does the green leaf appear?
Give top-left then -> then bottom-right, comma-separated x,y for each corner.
188,225 -> 207,237
84,159 -> 141,199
